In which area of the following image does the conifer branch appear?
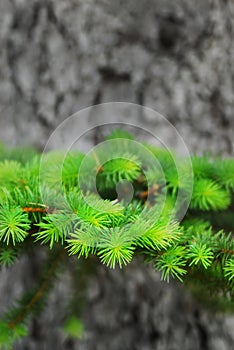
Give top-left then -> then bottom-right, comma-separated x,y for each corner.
7,248 -> 65,330
0,129 -> 234,347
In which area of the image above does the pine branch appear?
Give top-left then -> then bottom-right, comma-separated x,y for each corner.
5,247 -> 65,329
0,130 -> 234,347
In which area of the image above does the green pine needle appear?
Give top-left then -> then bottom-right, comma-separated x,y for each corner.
102,155 -> 141,185
0,321 -> 27,350
136,218 -> 181,251
190,179 -> 231,211
35,213 -> 76,248
63,316 -> 84,339
214,158 -> 234,190
0,248 -> 18,267
188,243 -> 214,269
155,246 -> 187,282
0,208 -> 30,245
98,227 -> 135,268
191,156 -> 214,179
0,160 -> 24,187
224,258 -> 234,281
67,225 -> 99,258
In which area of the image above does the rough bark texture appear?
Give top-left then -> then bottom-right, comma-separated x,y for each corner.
0,0 -> 234,349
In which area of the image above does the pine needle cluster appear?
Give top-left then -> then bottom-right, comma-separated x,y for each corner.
0,131 -> 233,347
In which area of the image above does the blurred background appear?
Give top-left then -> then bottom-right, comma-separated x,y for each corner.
0,0 -> 234,349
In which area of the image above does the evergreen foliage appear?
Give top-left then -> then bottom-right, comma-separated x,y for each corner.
0,130 -> 233,347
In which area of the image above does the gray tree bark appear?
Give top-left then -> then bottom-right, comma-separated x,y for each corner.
0,0 -> 234,349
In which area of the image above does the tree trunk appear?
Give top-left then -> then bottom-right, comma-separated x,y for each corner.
0,1 -> 234,349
